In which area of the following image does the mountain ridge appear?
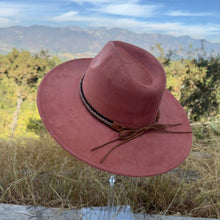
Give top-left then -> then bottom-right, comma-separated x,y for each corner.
0,25 -> 219,58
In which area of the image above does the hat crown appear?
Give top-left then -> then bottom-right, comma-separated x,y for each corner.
83,41 -> 166,128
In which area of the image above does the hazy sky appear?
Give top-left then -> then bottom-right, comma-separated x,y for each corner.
0,0 -> 219,42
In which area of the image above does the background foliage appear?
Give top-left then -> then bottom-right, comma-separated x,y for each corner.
0,49 -> 60,138
0,47 -> 219,139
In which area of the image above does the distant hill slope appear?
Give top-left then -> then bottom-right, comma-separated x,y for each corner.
0,25 -> 219,58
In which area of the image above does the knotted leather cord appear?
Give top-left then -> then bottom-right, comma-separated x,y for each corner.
79,76 -> 192,164
92,123 -> 192,163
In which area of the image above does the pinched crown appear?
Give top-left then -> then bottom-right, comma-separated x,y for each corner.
82,41 -> 166,128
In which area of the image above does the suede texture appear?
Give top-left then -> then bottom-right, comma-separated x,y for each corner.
37,41 -> 192,177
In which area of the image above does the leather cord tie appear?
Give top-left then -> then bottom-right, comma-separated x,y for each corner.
91,122 -> 192,164
79,76 -> 192,164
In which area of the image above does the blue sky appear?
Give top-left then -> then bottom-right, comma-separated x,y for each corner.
0,0 -> 220,43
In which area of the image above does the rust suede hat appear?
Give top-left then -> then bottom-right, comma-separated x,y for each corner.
37,41 -> 192,177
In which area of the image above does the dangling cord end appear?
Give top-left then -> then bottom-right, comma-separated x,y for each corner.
91,122 -> 192,164
91,137 -> 120,152
98,130 -> 145,163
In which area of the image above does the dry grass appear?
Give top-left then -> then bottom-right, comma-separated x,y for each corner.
0,124 -> 219,218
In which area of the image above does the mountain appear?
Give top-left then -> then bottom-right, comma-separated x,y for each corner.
0,25 -> 220,59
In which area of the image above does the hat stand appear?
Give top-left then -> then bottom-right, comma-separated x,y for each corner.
106,174 -> 135,220
80,174 -> 134,219
107,175 -> 115,218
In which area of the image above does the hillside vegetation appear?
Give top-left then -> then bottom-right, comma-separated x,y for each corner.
0,47 -> 219,139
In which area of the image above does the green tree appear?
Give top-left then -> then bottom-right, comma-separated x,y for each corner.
0,49 -> 58,139
181,55 -> 220,121
164,59 -> 206,103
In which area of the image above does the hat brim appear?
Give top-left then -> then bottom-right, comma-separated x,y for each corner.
37,58 -> 192,177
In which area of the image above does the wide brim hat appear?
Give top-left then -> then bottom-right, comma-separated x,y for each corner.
37,41 -> 192,177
